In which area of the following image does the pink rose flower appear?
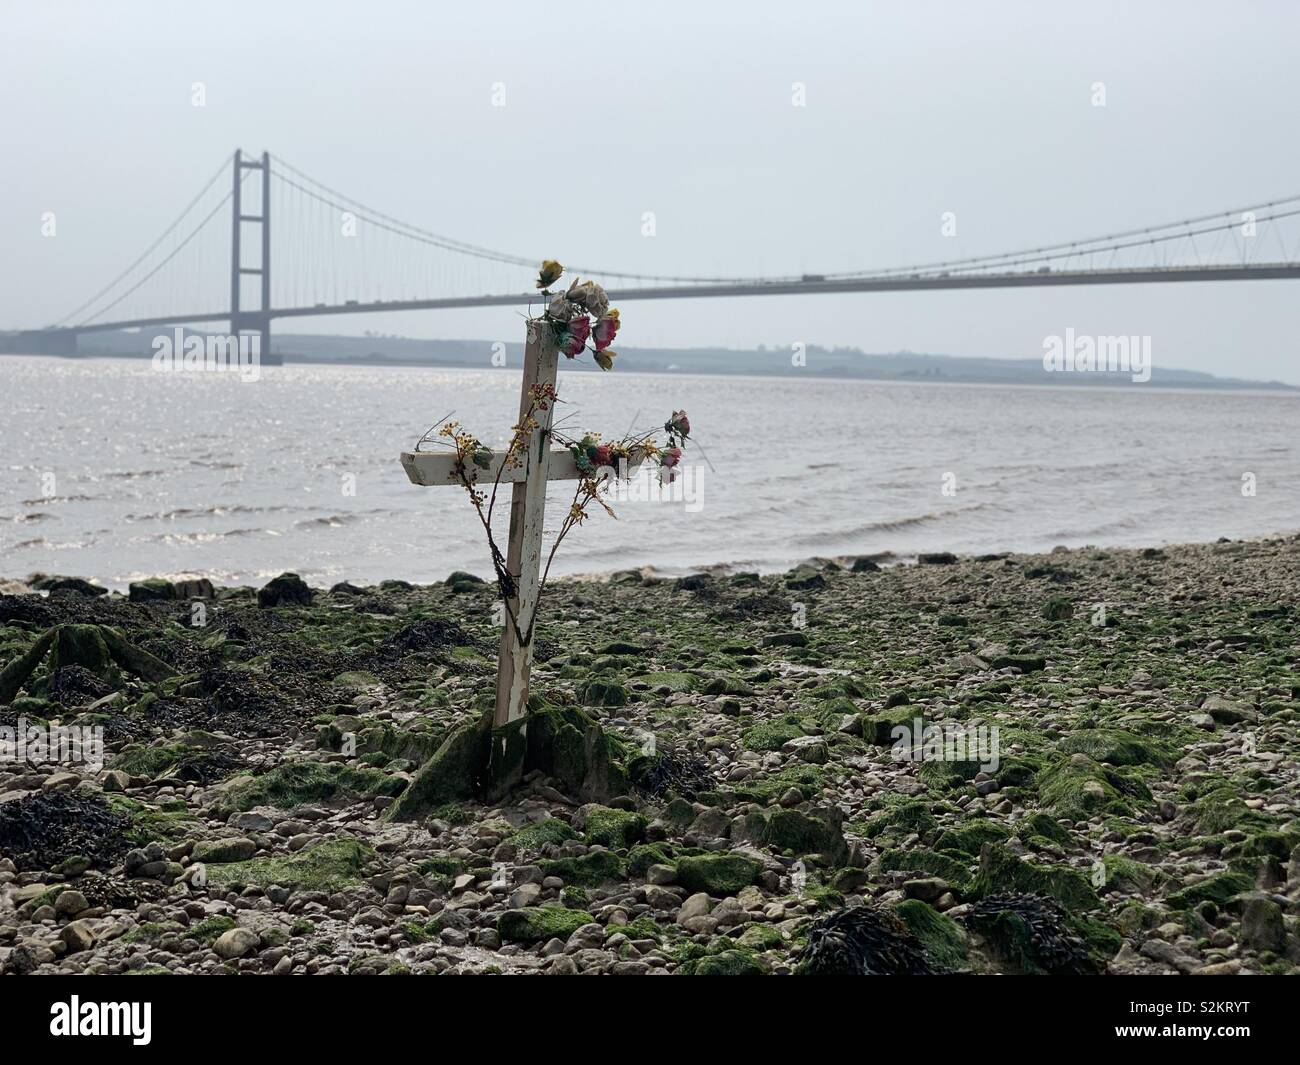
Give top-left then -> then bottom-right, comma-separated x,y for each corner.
559,315 -> 591,357
592,312 -> 620,351
661,446 -> 682,469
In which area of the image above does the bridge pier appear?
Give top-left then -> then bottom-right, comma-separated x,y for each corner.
231,149 -> 272,359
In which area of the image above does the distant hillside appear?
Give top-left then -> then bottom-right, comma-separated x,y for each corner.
6,328 -> 1296,390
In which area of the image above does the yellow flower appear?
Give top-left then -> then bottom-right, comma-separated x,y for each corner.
536,260 -> 564,289
593,349 -> 616,371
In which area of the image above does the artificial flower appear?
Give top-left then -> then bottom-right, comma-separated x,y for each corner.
536,260 -> 564,290
567,279 -> 610,319
592,309 -> 620,351
557,315 -> 591,357
547,293 -> 582,322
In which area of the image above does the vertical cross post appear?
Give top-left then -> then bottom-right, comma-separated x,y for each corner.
493,322 -> 559,727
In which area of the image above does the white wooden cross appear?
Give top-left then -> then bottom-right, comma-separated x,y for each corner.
400,321 -> 580,728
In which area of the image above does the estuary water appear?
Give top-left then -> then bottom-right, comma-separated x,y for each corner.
3,355 -> 1299,590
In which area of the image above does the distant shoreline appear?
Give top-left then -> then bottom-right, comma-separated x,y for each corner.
4,347 -> 1297,392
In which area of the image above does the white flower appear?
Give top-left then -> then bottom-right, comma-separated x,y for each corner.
567,279 -> 609,319
547,294 -> 581,322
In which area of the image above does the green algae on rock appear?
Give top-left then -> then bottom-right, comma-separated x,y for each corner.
675,853 -> 762,895
498,906 -> 591,944
202,838 -> 372,893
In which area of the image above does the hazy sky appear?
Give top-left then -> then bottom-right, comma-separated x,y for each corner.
5,0 -> 1300,382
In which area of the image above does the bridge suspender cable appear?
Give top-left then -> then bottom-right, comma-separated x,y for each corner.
55,154 -> 233,327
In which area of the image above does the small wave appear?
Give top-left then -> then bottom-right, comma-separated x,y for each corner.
789,501 -> 1003,548
125,503 -> 298,522
18,494 -> 101,505
294,514 -> 363,529
9,538 -> 87,550
134,527 -> 271,545
12,512 -> 55,523
101,468 -> 167,480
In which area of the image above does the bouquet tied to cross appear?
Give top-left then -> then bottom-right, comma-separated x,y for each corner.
418,262 -> 691,647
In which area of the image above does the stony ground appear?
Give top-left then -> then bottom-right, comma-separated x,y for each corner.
1,535 -> 1298,976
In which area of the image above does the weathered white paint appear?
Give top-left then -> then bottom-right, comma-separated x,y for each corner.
400,448 -> 582,487
491,323 -> 559,726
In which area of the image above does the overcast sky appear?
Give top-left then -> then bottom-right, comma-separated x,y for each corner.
4,0 -> 1300,382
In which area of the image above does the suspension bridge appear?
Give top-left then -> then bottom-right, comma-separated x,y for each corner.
17,148 -> 1300,354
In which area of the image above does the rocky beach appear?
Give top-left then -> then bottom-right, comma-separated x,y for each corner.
1,536 -> 1297,977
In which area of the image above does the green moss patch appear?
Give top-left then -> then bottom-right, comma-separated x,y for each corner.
202,838 -> 372,892
220,761 -> 404,813
740,718 -> 806,752
675,853 -> 762,895
894,899 -> 968,970
1058,729 -> 1172,768
582,806 -> 648,850
498,906 -> 591,944
972,844 -> 1099,910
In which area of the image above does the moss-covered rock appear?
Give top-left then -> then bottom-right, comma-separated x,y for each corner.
220,761 -> 404,815
509,818 -> 578,851
740,718 -> 805,752
1165,870 -> 1253,910
933,820 -> 1011,856
129,578 -> 177,602
1042,596 -> 1074,621
893,898 -> 968,970
972,843 -> 1099,910
761,807 -> 849,865
862,798 -> 939,842
191,838 -> 257,864
498,906 -> 591,944
1016,811 -> 1072,847
1185,786 -> 1272,836
627,843 -> 673,877
257,572 -> 313,608
1058,729 -> 1171,768
581,806 -> 648,850
202,838 -> 372,892
631,671 -> 697,693
1036,754 -> 1135,822
862,705 -> 927,746
675,853 -> 762,895
577,678 -> 628,708
682,949 -> 766,975
877,848 -> 974,893
1100,854 -> 1160,894
538,849 -> 625,887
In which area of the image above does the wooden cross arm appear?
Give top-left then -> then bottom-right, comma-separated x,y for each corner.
400,448 -> 583,487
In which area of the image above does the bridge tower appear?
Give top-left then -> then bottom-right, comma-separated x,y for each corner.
230,149 -> 271,357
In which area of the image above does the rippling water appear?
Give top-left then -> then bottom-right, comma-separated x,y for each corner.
3,355 -> 1298,590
